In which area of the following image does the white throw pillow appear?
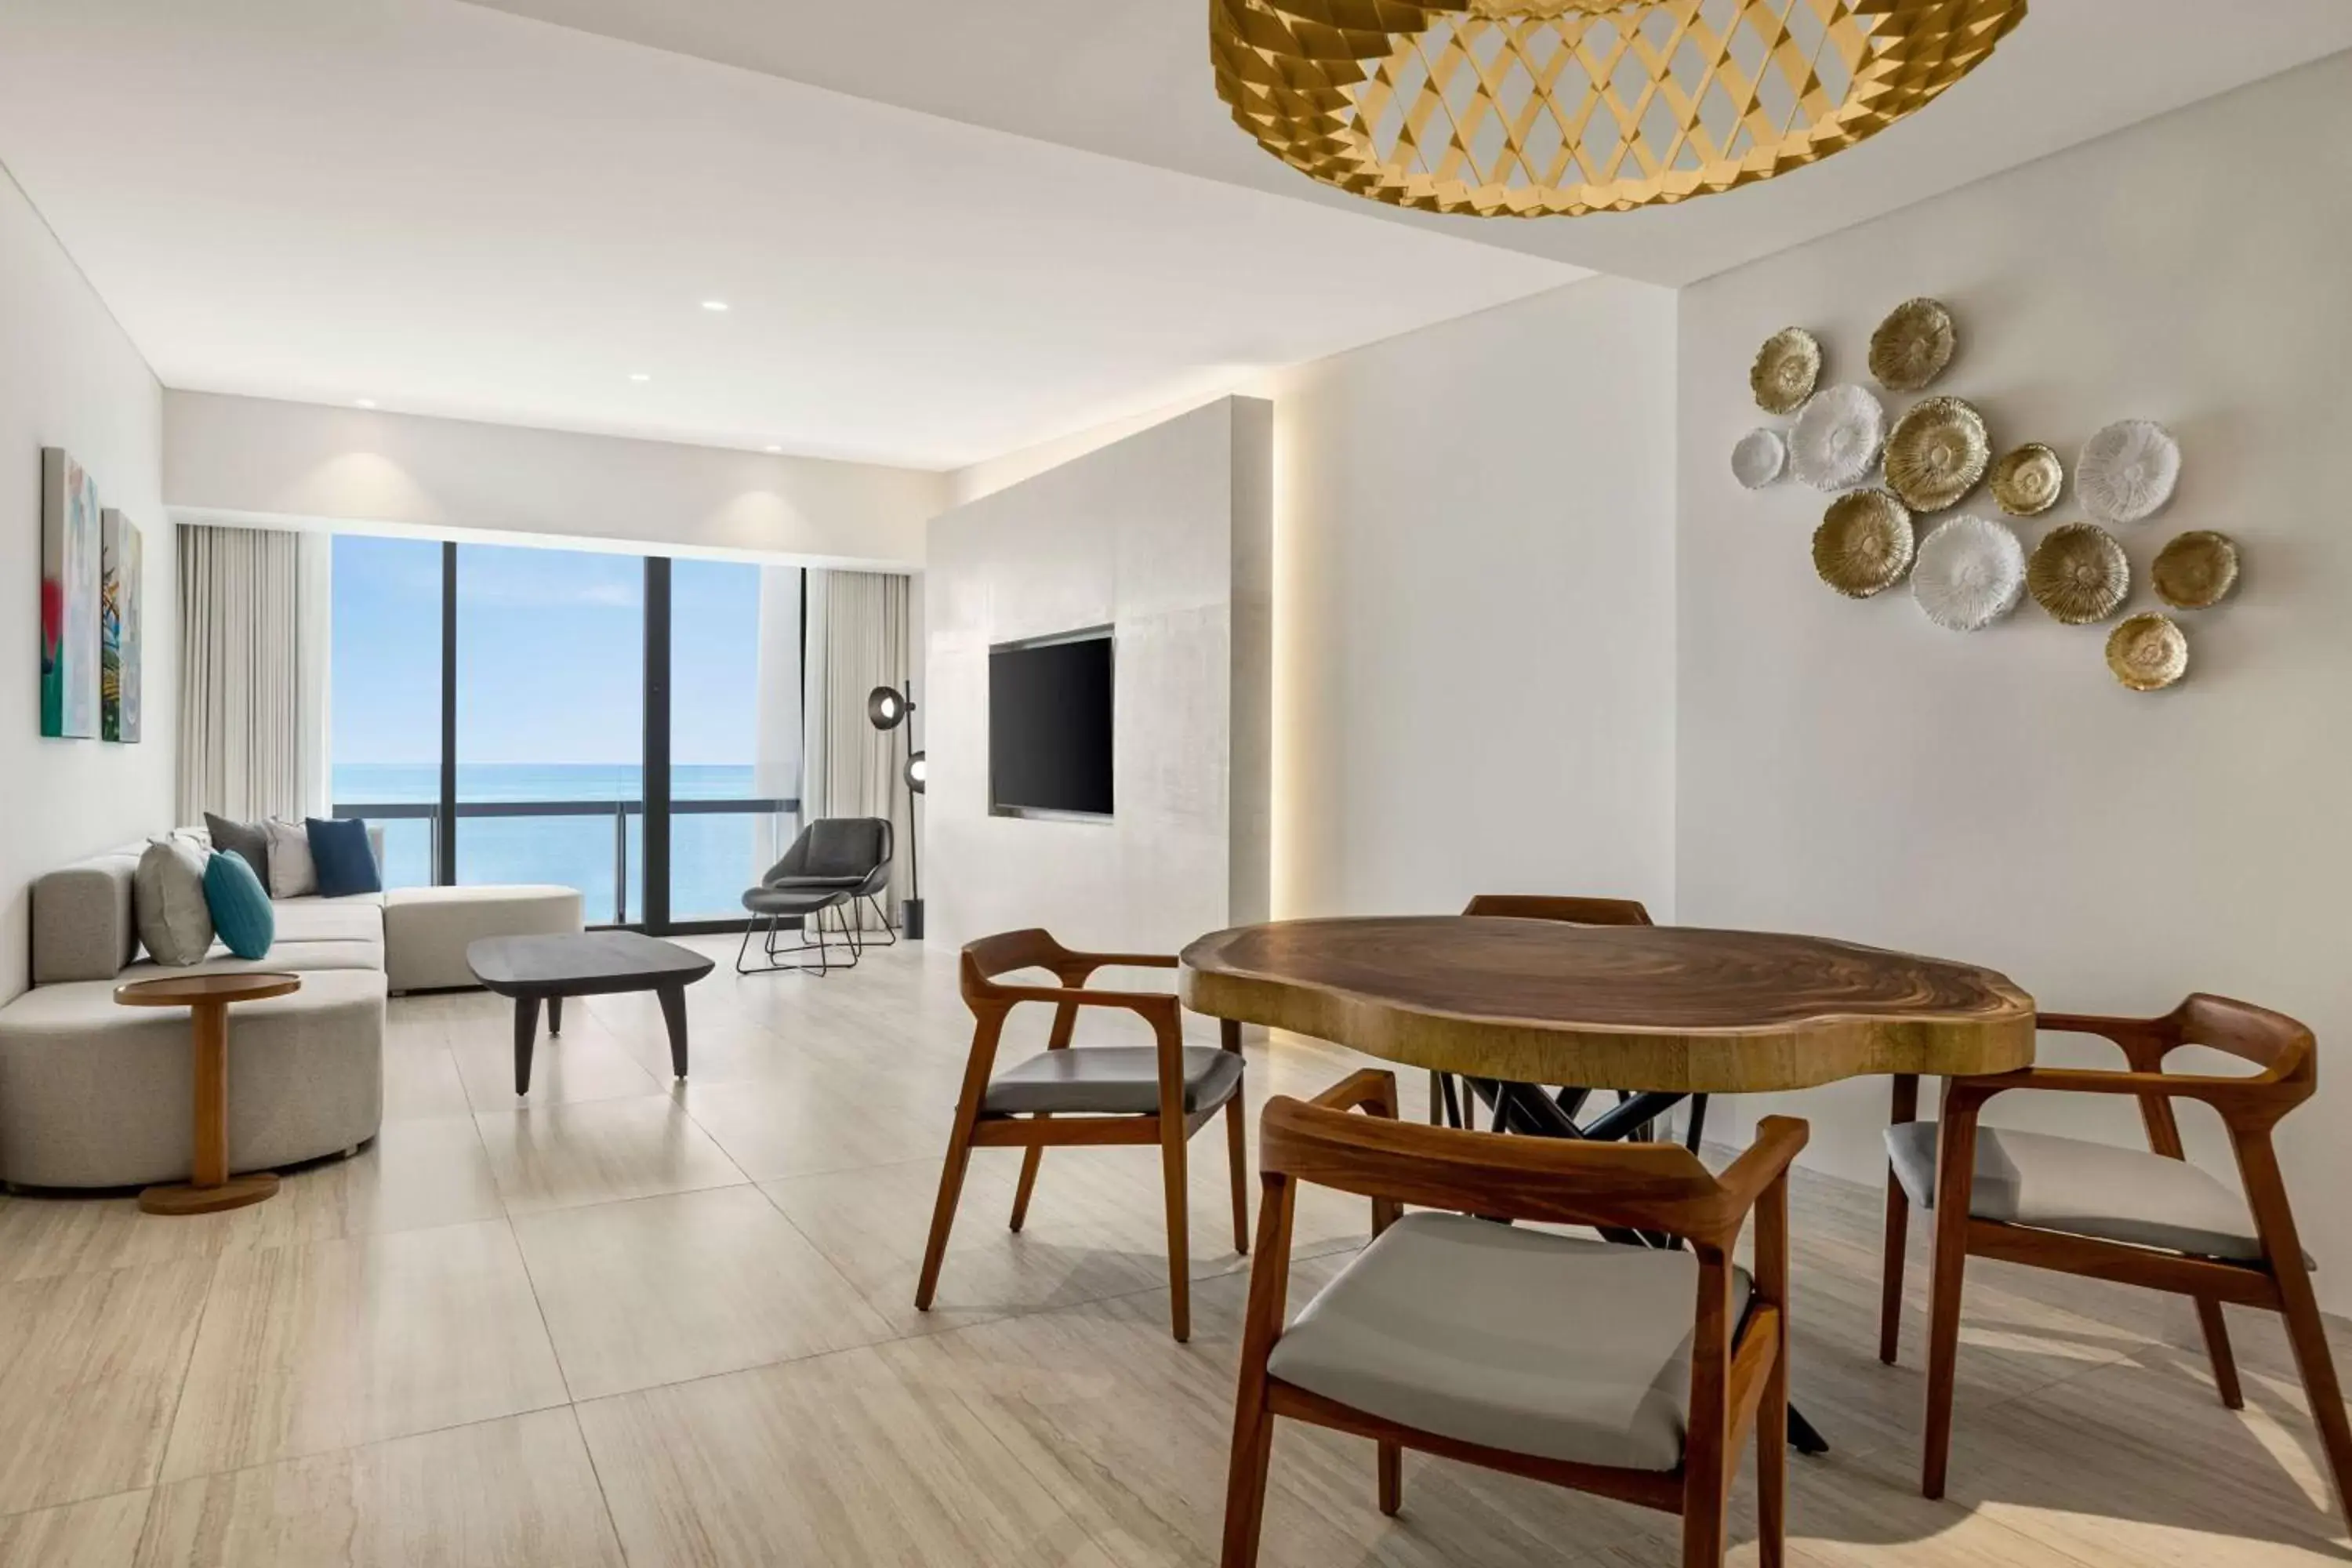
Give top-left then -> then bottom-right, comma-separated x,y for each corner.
264,818 -> 318,899
135,835 -> 215,965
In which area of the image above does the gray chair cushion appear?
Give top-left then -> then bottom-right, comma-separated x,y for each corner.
982,1045 -> 1244,1116
1886,1121 -> 2276,1263
1269,1213 -> 1752,1472
760,818 -> 891,896
742,887 -> 849,916
133,837 -> 214,967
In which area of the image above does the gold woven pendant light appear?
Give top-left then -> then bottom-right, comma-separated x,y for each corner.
1210,0 -> 2027,219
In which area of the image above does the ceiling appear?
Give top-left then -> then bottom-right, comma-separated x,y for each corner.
2,2 -> 2347,471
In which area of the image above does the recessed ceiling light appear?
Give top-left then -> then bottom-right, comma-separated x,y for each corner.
701,300 -> 730,313
763,445 -> 782,454
354,398 -> 377,408
629,372 -> 652,383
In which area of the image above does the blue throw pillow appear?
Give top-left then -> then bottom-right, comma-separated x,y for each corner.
307,816 -> 383,898
202,849 -> 276,960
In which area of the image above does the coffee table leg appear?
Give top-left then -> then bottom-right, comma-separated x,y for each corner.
549,995 -> 564,1035
656,985 -> 689,1079
140,1000 -> 279,1216
514,996 -> 541,1095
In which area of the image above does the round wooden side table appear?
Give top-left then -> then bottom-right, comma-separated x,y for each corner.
114,971 -> 302,1215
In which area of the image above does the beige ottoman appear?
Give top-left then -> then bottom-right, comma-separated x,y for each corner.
383,885 -> 583,993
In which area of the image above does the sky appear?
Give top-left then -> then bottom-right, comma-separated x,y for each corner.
330,535 -> 777,774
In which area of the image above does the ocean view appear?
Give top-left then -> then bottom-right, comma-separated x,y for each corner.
332,762 -> 795,924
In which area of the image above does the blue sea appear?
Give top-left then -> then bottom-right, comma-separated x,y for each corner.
331,762 -> 793,924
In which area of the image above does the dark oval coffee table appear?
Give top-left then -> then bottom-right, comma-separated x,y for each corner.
466,931 -> 715,1094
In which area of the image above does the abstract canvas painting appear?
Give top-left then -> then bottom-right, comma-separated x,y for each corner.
39,448 -> 100,739
100,509 -> 142,742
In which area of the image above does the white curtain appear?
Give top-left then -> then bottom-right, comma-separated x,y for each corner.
800,569 -> 913,926
177,524 -> 330,824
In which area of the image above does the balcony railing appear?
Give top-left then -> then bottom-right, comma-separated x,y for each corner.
332,797 -> 799,926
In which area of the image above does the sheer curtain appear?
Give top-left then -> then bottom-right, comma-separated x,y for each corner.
177,524 -> 331,825
800,569 -> 912,927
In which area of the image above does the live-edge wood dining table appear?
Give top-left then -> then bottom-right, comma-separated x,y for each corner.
1178,915 -> 2038,1456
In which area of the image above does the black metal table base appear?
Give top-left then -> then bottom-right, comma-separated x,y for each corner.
1439,1073 -> 1829,1457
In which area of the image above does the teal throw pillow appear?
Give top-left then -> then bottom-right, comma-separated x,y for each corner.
202,848 -> 276,960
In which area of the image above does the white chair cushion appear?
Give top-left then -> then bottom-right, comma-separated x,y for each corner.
1266,1212 -> 1750,1472
1886,1121 -> 2270,1262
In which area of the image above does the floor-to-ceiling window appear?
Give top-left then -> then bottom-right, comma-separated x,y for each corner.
328,535 -> 802,931
329,535 -> 443,889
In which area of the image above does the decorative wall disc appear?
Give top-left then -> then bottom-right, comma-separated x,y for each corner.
1731,428 -> 1787,489
1912,514 -> 2024,632
2078,419 -> 2180,524
2107,612 -> 2188,691
2152,530 -> 2241,610
2027,522 -> 2130,625
1751,328 -> 1821,416
1789,384 -> 1886,492
1884,397 -> 1991,513
1868,299 -> 1956,392
1989,444 -> 2064,517
1813,489 -> 1915,599
1210,0 -> 2027,220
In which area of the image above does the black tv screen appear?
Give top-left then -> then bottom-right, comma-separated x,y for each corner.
989,630 -> 1113,817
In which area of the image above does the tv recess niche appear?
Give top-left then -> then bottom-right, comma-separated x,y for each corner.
989,626 -> 1114,819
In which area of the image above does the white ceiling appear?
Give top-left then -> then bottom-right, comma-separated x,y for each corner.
2,2 -> 2347,470
0,0 -> 1577,469
468,0 -> 2352,286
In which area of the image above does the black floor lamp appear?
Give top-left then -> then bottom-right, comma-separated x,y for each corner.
866,681 -> 924,940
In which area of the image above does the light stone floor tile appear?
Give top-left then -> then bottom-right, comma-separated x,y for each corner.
0,1257 -> 213,1513
0,1490 -> 152,1568
451,1025 -> 666,1112
136,1408 -> 623,1567
474,1094 -> 746,1215
161,1218 -> 569,1479
511,1184 -> 895,1399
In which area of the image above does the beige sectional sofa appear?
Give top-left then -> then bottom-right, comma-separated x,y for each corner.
0,837 -> 581,1189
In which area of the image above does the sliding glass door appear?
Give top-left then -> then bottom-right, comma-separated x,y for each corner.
328,535 -> 800,932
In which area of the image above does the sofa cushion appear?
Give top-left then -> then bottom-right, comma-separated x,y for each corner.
383,884 -> 583,993
31,844 -> 144,984
270,898 -> 387,946
134,836 -> 214,966
120,938 -> 387,979
265,818 -> 318,898
204,812 -> 272,888
0,968 -> 385,1188
203,849 -> 276,960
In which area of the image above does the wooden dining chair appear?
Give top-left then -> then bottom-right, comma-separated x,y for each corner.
1448,893 -> 1656,1134
914,928 -> 1250,1342
1222,1069 -> 1806,1568
1878,994 -> 2350,1517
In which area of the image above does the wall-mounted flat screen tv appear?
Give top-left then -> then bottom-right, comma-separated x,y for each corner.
989,627 -> 1113,818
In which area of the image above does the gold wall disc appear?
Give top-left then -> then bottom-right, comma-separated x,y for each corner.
2152,530 -> 2240,610
1990,444 -> 2064,517
1210,0 -> 2028,220
1869,299 -> 1956,392
2027,522 -> 2129,625
2107,613 -> 2188,691
1813,489 -> 1915,599
1884,397 -> 1991,513
1751,328 -> 1821,416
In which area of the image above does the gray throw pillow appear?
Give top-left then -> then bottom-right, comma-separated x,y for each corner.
204,811 -> 270,889
136,836 -> 216,966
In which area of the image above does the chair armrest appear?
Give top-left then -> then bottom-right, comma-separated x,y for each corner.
1060,950 -> 1179,974
985,982 -> 1180,1022
1712,1116 -> 1809,1214
1308,1069 -> 1399,1117
1951,1065 -> 2277,1113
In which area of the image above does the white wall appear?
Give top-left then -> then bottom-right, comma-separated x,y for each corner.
1677,53 -> 2352,1301
1269,277 -> 1679,920
943,277 -> 1682,927
925,397 -> 1272,956
1,164 -> 172,1003
165,391 -> 946,569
